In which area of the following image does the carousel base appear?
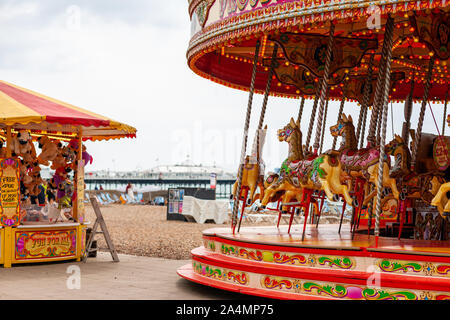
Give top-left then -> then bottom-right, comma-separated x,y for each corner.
177,224 -> 450,300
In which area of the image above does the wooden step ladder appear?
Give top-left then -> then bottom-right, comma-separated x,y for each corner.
83,197 -> 120,263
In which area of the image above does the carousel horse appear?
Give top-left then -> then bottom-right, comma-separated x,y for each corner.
260,118 -> 305,212
262,117 -> 354,207
407,130 -> 450,218
329,114 -> 400,207
260,118 -> 352,238
385,134 -> 444,201
431,182 -> 450,217
381,134 -> 446,236
409,130 -> 450,179
231,126 -> 268,206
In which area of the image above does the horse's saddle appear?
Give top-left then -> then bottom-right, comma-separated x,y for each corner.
340,148 -> 381,170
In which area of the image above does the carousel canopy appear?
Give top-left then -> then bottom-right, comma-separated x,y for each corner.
0,80 -> 136,141
187,0 -> 449,103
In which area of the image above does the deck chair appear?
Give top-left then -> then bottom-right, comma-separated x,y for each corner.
111,193 -> 120,202
95,195 -> 108,205
126,193 -> 138,204
135,193 -> 143,203
119,194 -> 128,204
105,193 -> 117,203
100,193 -> 112,204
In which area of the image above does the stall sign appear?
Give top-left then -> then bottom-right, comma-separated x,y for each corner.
0,158 -> 20,227
76,160 -> 85,223
168,189 -> 184,214
433,136 -> 449,171
15,229 -> 76,260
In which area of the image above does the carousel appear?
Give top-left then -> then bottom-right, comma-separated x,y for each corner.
177,0 -> 450,299
0,80 -> 136,268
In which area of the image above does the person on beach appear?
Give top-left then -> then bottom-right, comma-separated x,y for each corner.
126,182 -> 135,200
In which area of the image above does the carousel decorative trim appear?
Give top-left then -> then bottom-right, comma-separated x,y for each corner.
260,275 -> 449,300
192,261 -> 250,285
202,237 -> 450,278
188,0 -> 444,59
208,241 -> 358,269
376,259 -> 450,277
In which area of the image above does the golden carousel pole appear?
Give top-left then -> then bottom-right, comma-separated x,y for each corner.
356,54 -> 375,145
442,91 -> 448,136
313,22 -> 336,155
332,87 -> 347,150
374,15 -> 395,246
411,57 -> 435,170
231,39 -> 261,234
366,19 -> 392,148
355,54 -> 375,234
402,80 -> 415,145
297,96 -> 305,123
237,41 -> 278,233
319,92 -> 330,154
305,82 -> 322,151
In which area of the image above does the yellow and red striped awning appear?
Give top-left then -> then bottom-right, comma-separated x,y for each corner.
0,80 -> 136,141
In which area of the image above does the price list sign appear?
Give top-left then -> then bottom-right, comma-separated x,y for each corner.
0,158 -> 21,227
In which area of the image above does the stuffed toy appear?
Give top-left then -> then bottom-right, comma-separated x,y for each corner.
50,167 -> 71,200
23,165 -> 43,197
62,144 -> 76,163
65,139 -> 93,169
50,153 -> 68,171
11,130 -> 36,160
81,145 -> 93,166
50,141 -> 68,170
36,136 -> 61,166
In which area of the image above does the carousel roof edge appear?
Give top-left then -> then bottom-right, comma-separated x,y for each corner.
187,0 -> 449,60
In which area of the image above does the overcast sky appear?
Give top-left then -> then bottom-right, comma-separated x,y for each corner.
0,1 -> 445,174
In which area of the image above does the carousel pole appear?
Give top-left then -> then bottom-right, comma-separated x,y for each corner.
237,41 -> 277,233
442,90 -> 448,136
254,42 -> 279,162
356,54 -> 375,144
411,56 -> 435,170
374,15 -> 394,247
297,96 -> 305,123
305,83 -> 322,150
313,22 -> 336,154
359,106 -> 368,149
332,91 -> 346,150
375,99 -> 384,146
366,18 -> 393,147
402,80 -> 415,145
231,39 -> 261,234
319,92 -> 330,154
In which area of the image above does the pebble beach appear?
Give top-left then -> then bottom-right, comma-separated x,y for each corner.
84,203 -> 350,260
84,204 -> 228,260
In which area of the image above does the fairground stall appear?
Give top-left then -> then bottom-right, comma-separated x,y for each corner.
178,0 -> 450,299
0,80 -> 136,268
